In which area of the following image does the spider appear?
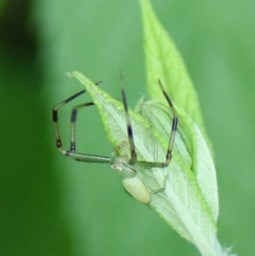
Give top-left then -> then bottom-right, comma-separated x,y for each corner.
52,79 -> 178,204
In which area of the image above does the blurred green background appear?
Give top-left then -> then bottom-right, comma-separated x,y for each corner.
1,0 -> 255,255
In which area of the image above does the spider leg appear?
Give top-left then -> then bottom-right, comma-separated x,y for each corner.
121,88 -> 137,165
52,87 -> 111,163
158,79 -> 178,167
70,102 -> 94,152
121,79 -> 178,168
53,89 -> 85,150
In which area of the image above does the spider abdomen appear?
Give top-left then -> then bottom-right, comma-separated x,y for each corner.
122,176 -> 151,204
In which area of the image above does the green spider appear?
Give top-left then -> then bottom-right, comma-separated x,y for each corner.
52,79 -> 178,204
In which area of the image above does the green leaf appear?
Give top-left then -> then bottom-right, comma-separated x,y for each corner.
139,1 -> 236,255
140,0 -> 221,225
137,101 -> 219,222
70,71 -> 227,256
141,0 -> 204,129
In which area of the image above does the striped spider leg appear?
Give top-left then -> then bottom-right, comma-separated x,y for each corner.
52,83 -> 111,164
121,79 -> 178,168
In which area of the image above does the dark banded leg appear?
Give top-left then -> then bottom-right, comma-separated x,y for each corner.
158,79 -> 178,167
121,80 -> 178,168
121,89 -> 137,164
53,89 -> 85,150
52,88 -> 111,163
70,102 -> 94,152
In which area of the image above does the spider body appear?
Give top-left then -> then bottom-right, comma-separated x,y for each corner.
111,155 -> 151,204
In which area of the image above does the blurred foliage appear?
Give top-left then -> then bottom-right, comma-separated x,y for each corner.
1,0 -> 255,255
0,1 -> 71,256
0,0 -> 7,17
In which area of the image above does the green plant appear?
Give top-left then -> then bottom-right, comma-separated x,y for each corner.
57,0 -> 237,255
